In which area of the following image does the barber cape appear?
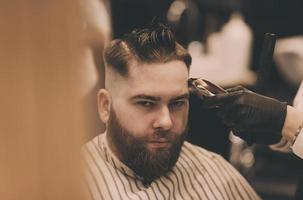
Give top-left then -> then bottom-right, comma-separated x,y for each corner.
83,133 -> 260,200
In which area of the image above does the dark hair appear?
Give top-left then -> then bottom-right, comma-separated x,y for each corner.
104,24 -> 191,76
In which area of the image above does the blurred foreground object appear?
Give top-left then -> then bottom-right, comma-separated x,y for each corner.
0,1 -> 110,199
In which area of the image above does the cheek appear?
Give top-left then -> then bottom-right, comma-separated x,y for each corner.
173,113 -> 188,131
171,107 -> 189,132
112,103 -> 154,134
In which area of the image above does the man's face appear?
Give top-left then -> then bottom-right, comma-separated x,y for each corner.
104,60 -> 189,181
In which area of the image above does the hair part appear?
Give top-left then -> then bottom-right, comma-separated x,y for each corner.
104,24 -> 191,77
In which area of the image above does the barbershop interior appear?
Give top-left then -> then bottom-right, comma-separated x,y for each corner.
1,0 -> 303,200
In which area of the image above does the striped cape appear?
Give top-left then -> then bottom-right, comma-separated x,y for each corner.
83,133 -> 261,200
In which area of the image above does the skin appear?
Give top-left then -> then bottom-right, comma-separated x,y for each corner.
98,60 -> 189,160
282,106 -> 303,141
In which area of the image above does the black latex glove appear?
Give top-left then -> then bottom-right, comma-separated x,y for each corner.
203,86 -> 288,145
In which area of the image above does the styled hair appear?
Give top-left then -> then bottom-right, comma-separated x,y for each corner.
104,24 -> 191,77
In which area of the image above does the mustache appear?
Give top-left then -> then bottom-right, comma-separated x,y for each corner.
149,126 -> 189,141
149,131 -> 175,141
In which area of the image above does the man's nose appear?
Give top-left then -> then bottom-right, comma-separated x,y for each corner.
153,106 -> 173,131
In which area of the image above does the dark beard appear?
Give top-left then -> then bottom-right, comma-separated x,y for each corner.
107,109 -> 187,184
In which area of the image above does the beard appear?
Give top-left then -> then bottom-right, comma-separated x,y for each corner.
107,108 -> 187,184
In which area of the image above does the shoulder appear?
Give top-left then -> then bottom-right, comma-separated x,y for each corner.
180,141 -> 240,178
181,141 -> 227,163
83,135 -> 100,153
181,142 -> 261,199
179,141 -> 233,176
82,134 -> 106,163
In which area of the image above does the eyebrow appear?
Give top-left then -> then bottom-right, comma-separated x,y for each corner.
130,95 -> 161,101
171,93 -> 189,101
130,93 -> 189,102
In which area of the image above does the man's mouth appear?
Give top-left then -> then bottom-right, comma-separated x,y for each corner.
148,139 -> 171,148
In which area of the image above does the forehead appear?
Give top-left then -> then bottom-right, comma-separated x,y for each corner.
121,60 -> 189,96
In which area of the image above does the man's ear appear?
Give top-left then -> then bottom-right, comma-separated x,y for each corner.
97,89 -> 111,124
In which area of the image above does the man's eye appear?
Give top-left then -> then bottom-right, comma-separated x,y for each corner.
170,100 -> 186,108
137,101 -> 155,108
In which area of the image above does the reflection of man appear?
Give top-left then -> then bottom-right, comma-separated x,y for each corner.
84,25 -> 260,199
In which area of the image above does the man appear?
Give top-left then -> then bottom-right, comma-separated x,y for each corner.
83,25 -> 260,200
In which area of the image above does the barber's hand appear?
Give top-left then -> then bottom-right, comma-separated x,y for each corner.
204,86 -> 288,145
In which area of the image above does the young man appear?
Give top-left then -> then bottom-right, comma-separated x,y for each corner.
83,25 -> 260,200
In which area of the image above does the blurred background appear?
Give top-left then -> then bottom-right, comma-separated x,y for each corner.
1,0 -> 303,199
